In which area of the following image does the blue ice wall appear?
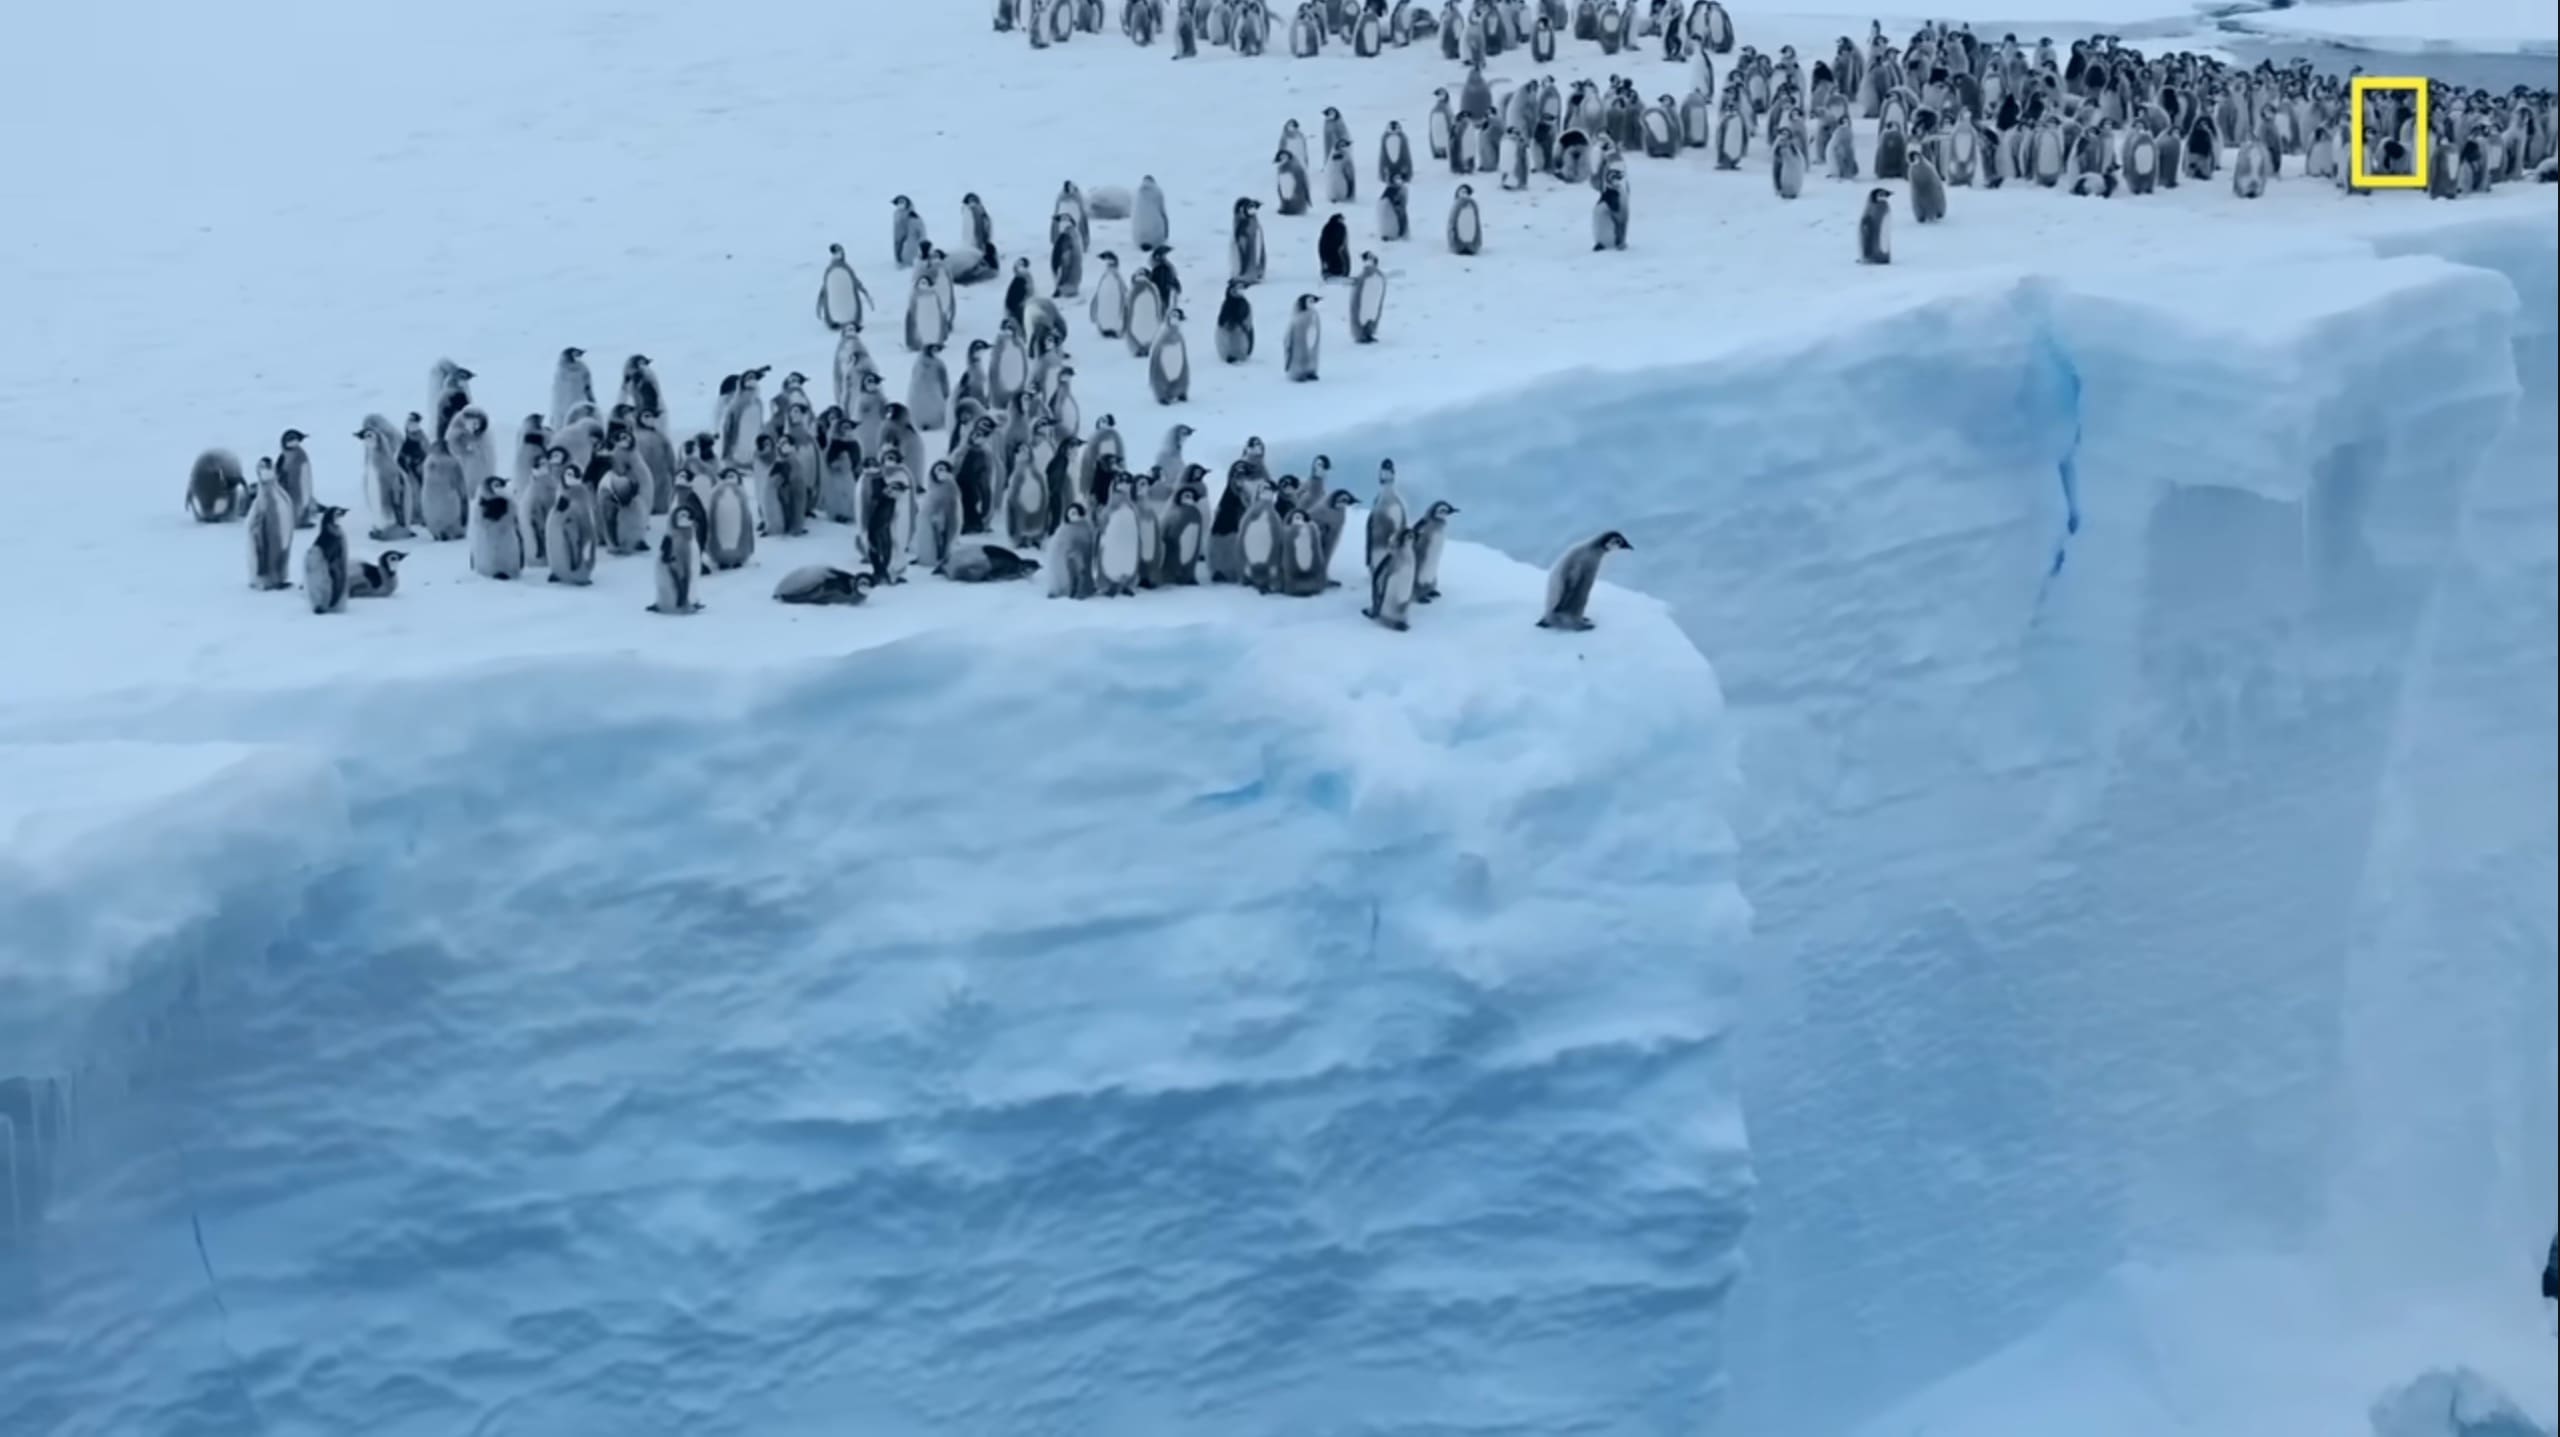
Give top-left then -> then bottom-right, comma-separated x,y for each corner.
0,574 -> 1752,1437
1279,224 -> 2552,1435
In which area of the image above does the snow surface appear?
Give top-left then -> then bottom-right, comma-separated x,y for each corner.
1,0 -> 2556,1434
2223,0 -> 2560,57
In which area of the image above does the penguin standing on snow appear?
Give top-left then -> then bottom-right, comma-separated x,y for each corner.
1283,294 -> 1322,381
1318,213 -> 1351,279
1148,307 -> 1191,404
1909,154 -> 1948,223
1134,174 -> 1171,250
1538,530 -> 1634,630
1378,120 -> 1415,183
303,505 -> 350,613
1349,253 -> 1387,342
1592,177 -> 1629,250
648,510 -> 704,615
246,458 -> 294,590
1857,188 -> 1893,264
1215,280 -> 1256,363
1229,197 -> 1267,285
1365,461 -> 1406,570
1089,251 -> 1128,338
816,243 -> 872,331
891,196 -> 929,268
1447,184 -> 1483,255
468,477 -> 526,579
1275,147 -> 1313,216
1050,211 -> 1085,299
1377,180 -> 1410,241
275,428 -> 316,527
550,347 -> 594,429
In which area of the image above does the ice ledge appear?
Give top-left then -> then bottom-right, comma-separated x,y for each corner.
0,741 -> 347,1072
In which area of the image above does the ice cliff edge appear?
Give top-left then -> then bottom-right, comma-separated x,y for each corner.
0,542 -> 1753,1437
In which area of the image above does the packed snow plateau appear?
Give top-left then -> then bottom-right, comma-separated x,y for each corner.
1,1 -> 2556,1435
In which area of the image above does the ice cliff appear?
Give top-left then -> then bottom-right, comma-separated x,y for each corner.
1285,209 -> 2558,1435
0,547 -> 1750,1437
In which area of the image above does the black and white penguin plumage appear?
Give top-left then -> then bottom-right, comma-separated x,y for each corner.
1365,526 -> 1418,630
1095,478 -> 1144,596
1047,502 -> 1097,599
1909,154 -> 1948,222
817,243 -> 871,331
1377,180 -> 1410,241
187,447 -> 249,524
1284,294 -> 1322,381
274,429 -> 316,528
943,542 -> 1042,583
1229,197 -> 1267,285
705,468 -> 757,570
1592,178 -> 1629,250
1090,251 -> 1128,338
550,347 -> 595,430
1857,187 -> 1893,264
648,510 -> 704,615
908,343 -> 952,432
891,195 -> 929,268
1049,211 -> 1086,299
1446,184 -> 1482,255
1309,485 -> 1355,586
1349,252 -> 1386,342
1275,147 -> 1313,215
1365,461 -> 1406,570
348,549 -> 406,599
1409,499 -> 1457,601
1148,306 -> 1191,404
1134,173 -> 1171,251
545,488 -> 596,585
468,476 -> 526,579
772,565 -> 876,605
1125,273 -> 1165,358
916,459 -> 961,569
1159,482 -> 1207,584
302,505 -> 351,613
1378,120 -> 1415,183
1539,529 -> 1633,630
245,458 -> 294,589
1215,279 -> 1256,363
1325,141 -> 1358,203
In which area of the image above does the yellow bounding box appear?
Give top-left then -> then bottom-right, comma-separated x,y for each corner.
2350,76 -> 2430,189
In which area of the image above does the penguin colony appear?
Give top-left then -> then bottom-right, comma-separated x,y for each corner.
1010,0 -> 2558,264
184,0 -> 2555,639
185,237 -> 1625,632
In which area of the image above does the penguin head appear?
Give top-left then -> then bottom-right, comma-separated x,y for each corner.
1427,500 -> 1459,520
1014,256 -> 1032,273
1868,186 -> 1893,205
893,194 -> 911,210
562,346 -> 585,363
1456,183 -> 1474,198
1323,105 -> 1342,119
828,243 -> 845,259
963,192 -> 983,207
1328,488 -> 1357,510
453,367 -> 476,383
1597,530 -> 1634,552
280,428 -> 306,448
1168,307 -> 1186,323
256,457 -> 275,478
545,446 -> 574,468
1098,250 -> 1119,266
381,550 -> 408,568
1068,502 -> 1089,523
404,412 -> 424,430
1295,293 -> 1319,312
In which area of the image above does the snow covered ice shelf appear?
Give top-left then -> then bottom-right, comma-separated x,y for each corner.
1,0 -> 2556,1434
0,548 -> 1753,1437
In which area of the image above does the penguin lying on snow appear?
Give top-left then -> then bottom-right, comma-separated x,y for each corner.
773,565 -> 877,605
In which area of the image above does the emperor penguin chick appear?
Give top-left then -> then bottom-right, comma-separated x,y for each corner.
1284,294 -> 1322,381
1538,530 -> 1634,630
468,476 -> 526,579
1857,187 -> 1893,264
648,509 -> 705,614
245,457 -> 294,590
1410,499 -> 1458,601
303,505 -> 351,613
